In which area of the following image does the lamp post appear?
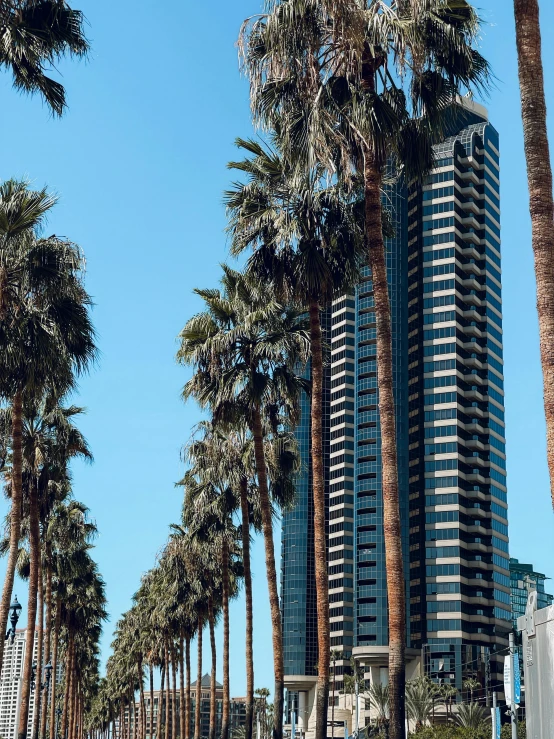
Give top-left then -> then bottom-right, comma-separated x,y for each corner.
31,661 -> 53,694
4,597 -> 22,643
56,706 -> 62,739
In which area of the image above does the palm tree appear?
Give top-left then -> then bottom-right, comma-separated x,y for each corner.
0,394 -> 93,739
178,266 -> 309,739
182,423 -> 247,739
0,0 -> 89,115
405,678 -> 435,732
439,684 -> 458,723
367,683 -> 388,735
0,179 -> 96,688
240,5 -> 492,737
463,678 -> 480,704
513,0 -> 554,508
226,137 -> 365,738
454,702 -> 489,730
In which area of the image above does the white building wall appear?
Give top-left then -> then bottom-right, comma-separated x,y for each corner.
0,629 -> 39,739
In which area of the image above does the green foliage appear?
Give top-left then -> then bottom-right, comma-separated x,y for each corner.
411,725 -> 489,739
501,721 -> 526,739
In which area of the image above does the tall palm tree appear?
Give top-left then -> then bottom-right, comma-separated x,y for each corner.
178,266 -> 309,739
226,137 -> 365,738
0,394 -> 93,739
182,425 -> 244,739
0,0 -> 90,115
513,0 -> 554,508
0,179 -> 97,685
240,5 -> 492,736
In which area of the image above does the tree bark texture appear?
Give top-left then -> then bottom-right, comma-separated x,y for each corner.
239,478 -> 254,739
165,644 -> 171,739
0,391 -> 24,671
185,638 -> 191,739
160,662 -> 166,739
150,663 -> 155,739
208,600 -> 216,739
250,408 -> 283,739
41,555 -> 53,739
179,636 -> 185,739
18,475 -> 41,739
221,541 -> 230,739
514,0 -> 554,508
49,594 -> 62,739
33,556 -> 45,739
364,157 -> 406,739
195,619 -> 202,739
309,300 -> 330,739
171,654 -> 177,739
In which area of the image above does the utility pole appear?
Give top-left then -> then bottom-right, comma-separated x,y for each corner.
492,693 -> 498,739
509,632 -> 518,739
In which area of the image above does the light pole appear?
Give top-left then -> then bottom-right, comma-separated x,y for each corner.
56,706 -> 62,739
31,661 -> 52,693
4,597 -> 22,643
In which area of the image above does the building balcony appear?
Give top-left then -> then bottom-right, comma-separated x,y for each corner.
461,229 -> 481,245
459,169 -> 480,185
463,323 -> 484,338
465,436 -> 486,450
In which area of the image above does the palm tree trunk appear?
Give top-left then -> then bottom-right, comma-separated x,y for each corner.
165,644 -> 171,739
62,632 -> 74,739
69,672 -> 78,739
34,556 -> 45,739
221,542 -> 230,739
514,0 -> 554,508
208,600 -> 216,739
149,663 -> 155,739
250,407 -> 284,739
41,555 -> 54,739
0,390 -> 24,671
185,638 -> 191,739
50,594 -> 62,739
18,475 -> 41,739
179,636 -> 185,739
138,660 -> 146,739
171,653 -> 177,739
363,154 -> 405,739
308,299 -> 330,739
160,661 -> 166,739
239,477 -> 254,739
195,619 -> 202,739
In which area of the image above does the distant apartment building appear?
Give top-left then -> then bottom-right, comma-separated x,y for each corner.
130,675 -> 246,739
281,98 -> 511,735
0,629 -> 41,739
510,557 -> 553,630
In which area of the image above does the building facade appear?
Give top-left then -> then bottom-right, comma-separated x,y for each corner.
132,675 -> 246,739
406,99 -> 511,692
281,100 -> 511,735
510,558 -> 553,631
0,629 -> 40,739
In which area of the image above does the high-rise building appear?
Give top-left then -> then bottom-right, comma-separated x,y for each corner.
0,629 -> 40,739
128,675 -> 246,739
510,558 -> 553,630
281,99 -> 511,734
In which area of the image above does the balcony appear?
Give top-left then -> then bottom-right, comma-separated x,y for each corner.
461,228 -> 481,245
459,169 -> 480,185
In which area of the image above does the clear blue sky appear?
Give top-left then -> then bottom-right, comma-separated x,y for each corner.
0,0 -> 553,699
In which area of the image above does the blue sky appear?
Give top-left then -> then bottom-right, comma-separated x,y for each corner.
0,0 -> 553,699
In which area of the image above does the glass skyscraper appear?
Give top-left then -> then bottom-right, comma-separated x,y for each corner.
510,558 -> 553,631
280,99 -> 511,730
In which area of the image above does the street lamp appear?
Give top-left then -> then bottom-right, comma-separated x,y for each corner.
5,596 -> 22,643
31,661 -> 53,694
